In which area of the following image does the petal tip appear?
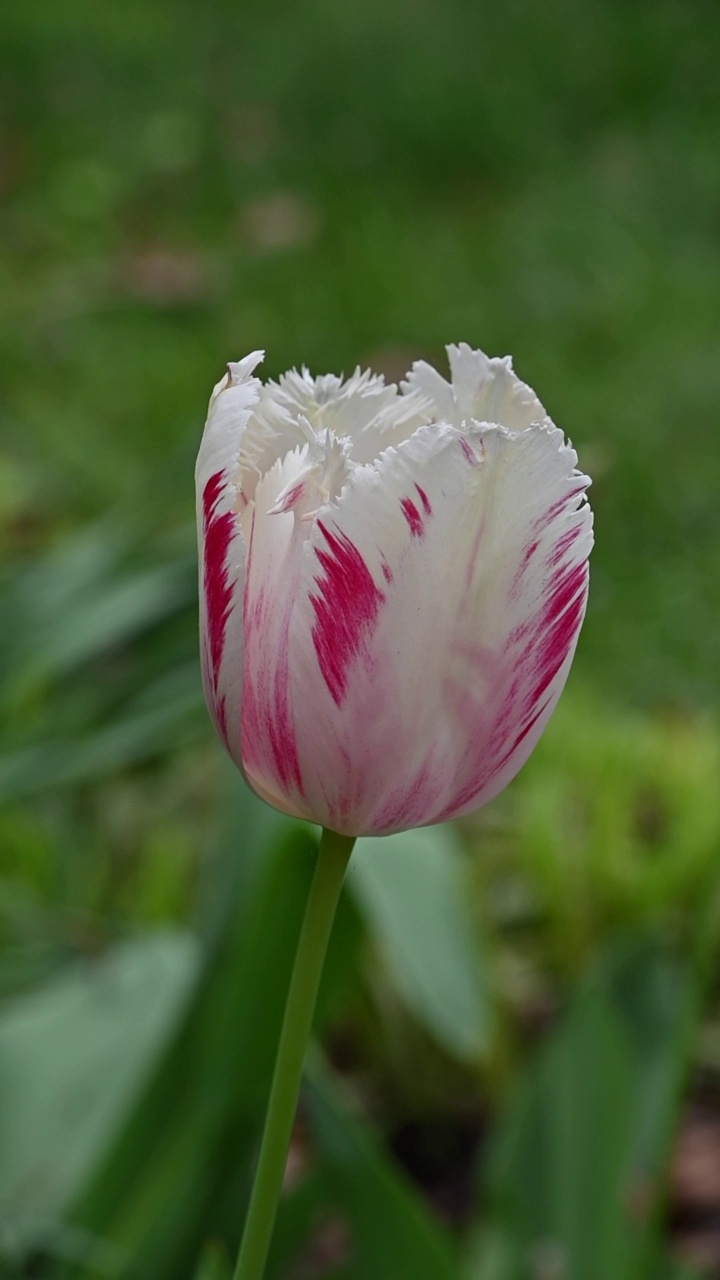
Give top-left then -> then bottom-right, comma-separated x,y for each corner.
226,350 -> 265,386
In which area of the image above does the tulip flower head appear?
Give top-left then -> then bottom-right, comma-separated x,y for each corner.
196,345 -> 592,836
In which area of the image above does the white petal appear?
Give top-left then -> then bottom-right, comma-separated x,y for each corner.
400,359 -> 456,422
403,343 -> 548,432
195,351 -> 263,758
257,365 -> 432,466
237,387 -> 310,502
196,350 -> 264,498
283,420 -> 592,835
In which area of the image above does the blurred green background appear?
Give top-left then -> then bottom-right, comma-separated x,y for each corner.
1,0 -> 719,1276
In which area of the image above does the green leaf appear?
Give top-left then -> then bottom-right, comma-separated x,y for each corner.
464,1226 -> 520,1280
0,932 -> 200,1258
0,691 -> 204,801
66,822 -> 319,1280
350,826 -> 488,1061
265,1169 -> 329,1280
192,1240 -> 232,1280
17,561 -> 193,690
483,939 -> 698,1280
304,1049 -> 460,1280
657,1261 -> 706,1280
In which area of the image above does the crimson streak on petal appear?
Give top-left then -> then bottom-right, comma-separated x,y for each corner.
536,483 -> 588,531
202,471 -> 236,692
241,521 -> 304,798
401,497 -> 424,538
525,560 -> 588,711
438,551 -> 588,822
241,609 -> 304,795
311,521 -> 386,706
415,485 -> 432,516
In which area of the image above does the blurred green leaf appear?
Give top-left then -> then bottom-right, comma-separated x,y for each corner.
3,527 -> 193,699
0,932 -> 200,1259
465,1233 -> 707,1280
483,939 -> 698,1280
66,821 -> 318,1280
304,1049 -> 460,1280
15,561 -> 193,693
192,1241 -> 232,1280
265,1169 -> 329,1279
464,1226 -> 520,1280
0,696 -> 204,802
351,826 -> 488,1061
658,1262 -> 706,1280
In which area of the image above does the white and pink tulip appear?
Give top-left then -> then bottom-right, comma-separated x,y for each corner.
196,344 -> 593,836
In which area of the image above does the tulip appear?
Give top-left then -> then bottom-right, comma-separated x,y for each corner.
197,344 -> 592,837
197,344 -> 592,1280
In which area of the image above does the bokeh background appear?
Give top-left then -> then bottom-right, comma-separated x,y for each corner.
1,0 -> 720,1276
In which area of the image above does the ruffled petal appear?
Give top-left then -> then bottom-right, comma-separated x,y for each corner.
256,365 -> 432,466
283,419 -> 592,835
195,351 -> 264,758
403,342 -> 549,432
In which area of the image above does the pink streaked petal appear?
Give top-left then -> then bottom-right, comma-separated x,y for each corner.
239,452 -> 316,820
400,496 -> 425,538
196,352 -> 264,760
268,480 -> 307,516
284,419 -> 591,835
415,484 -> 432,516
198,486 -> 246,756
436,562 -> 589,821
241,582 -> 304,799
310,522 -> 386,707
195,350 -> 265,503
202,472 -> 236,688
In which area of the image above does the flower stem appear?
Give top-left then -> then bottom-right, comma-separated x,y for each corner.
232,826 -> 355,1280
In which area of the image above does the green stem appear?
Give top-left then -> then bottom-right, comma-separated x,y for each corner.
233,826 -> 355,1280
